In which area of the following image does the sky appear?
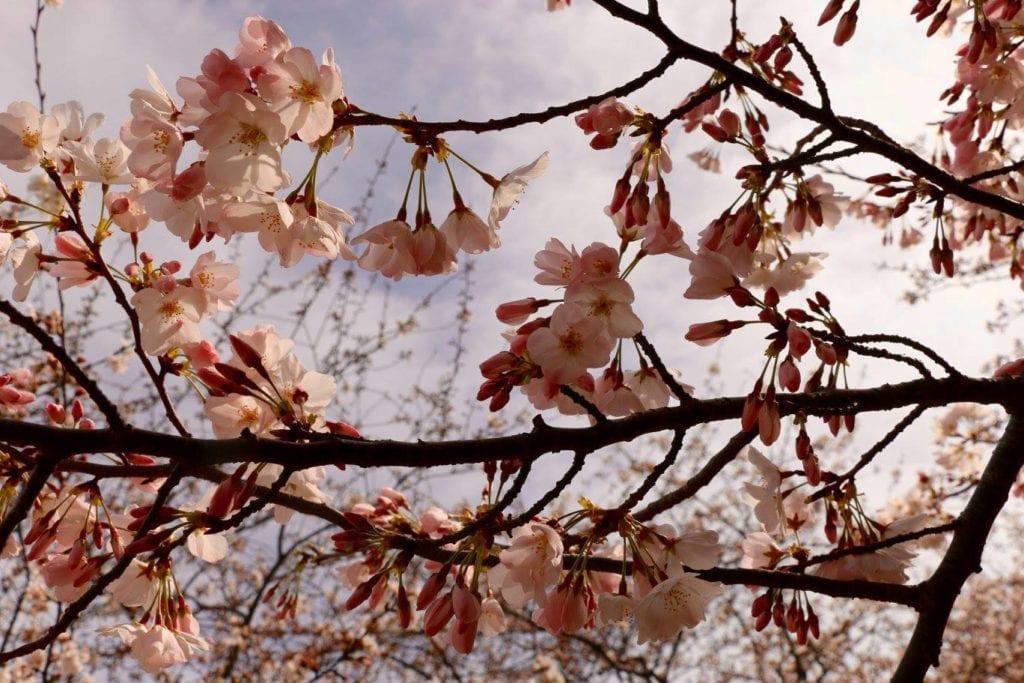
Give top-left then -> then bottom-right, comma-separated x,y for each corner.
0,0 -> 1020,510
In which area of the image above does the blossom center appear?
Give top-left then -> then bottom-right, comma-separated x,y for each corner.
558,329 -> 584,355
151,130 -> 170,154
21,128 -> 40,150
290,81 -> 322,104
159,300 -> 184,320
233,124 -> 267,152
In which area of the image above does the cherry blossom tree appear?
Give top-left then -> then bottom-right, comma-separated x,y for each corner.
2,0 -> 1024,680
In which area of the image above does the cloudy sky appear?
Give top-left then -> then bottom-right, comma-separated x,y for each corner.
0,0 -> 1019,507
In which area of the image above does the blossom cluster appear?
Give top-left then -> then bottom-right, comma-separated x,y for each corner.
331,486 -> 724,654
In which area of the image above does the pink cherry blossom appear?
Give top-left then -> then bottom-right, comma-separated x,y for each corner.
221,195 -> 295,258
352,219 -> 417,280
742,447 -> 785,534
640,524 -> 721,574
534,238 -> 579,286
131,286 -> 205,355
194,92 -> 287,194
634,574 -> 722,644
227,325 -> 295,377
489,151 -> 548,230
625,367 -> 689,408
594,369 -> 644,417
491,521 -> 563,607
129,625 -> 189,673
139,187 -> 219,243
535,582 -> 589,635
410,222 -> 457,276
120,108 -> 183,183
642,218 -> 696,258
441,205 -> 498,254
128,66 -> 178,122
577,242 -> 620,281
743,252 -> 825,295
204,394 -> 275,438
597,593 -> 633,626
68,137 -> 132,184
108,561 -> 158,608
288,199 -> 358,265
235,16 -> 292,68
52,100 -> 103,146
740,531 -> 783,569
261,464 -> 330,524
564,277 -> 642,338
176,48 -> 251,127
684,249 -> 739,299
189,251 -> 240,314
11,232 -> 42,302
813,515 -> 927,584
258,47 -> 343,142
782,175 -> 846,236
575,97 -> 633,137
479,597 -> 507,636
419,506 -> 452,536
40,553 -> 92,602
186,529 -> 228,563
0,101 -> 59,172
106,184 -> 151,233
526,303 -> 614,384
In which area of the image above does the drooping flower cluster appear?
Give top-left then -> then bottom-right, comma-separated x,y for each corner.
330,484 -> 724,653
736,439 -> 930,643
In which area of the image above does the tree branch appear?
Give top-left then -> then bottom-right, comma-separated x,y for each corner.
0,374 -> 1017,470
893,407 -> 1024,680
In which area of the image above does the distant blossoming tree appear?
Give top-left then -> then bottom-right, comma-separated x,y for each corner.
2,1 -> 1024,680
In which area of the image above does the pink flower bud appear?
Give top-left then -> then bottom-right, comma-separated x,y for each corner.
416,569 -> 450,610
718,110 -> 741,138
452,585 -> 481,623
397,582 -> 412,628
818,0 -> 844,25
46,403 -> 66,424
778,357 -> 800,392
815,342 -> 838,365
450,617 -> 479,654
496,298 -> 545,325
741,393 -> 762,432
685,319 -> 740,346
154,275 -> 177,294
423,592 -> 455,636
701,122 -> 729,143
345,573 -> 384,611
833,2 -> 859,46
787,323 -> 812,359
759,399 -> 781,445
610,178 -> 631,214
108,197 -> 130,215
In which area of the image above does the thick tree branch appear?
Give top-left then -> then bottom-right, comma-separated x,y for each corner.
0,374 -> 1018,471
893,408 -> 1024,681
